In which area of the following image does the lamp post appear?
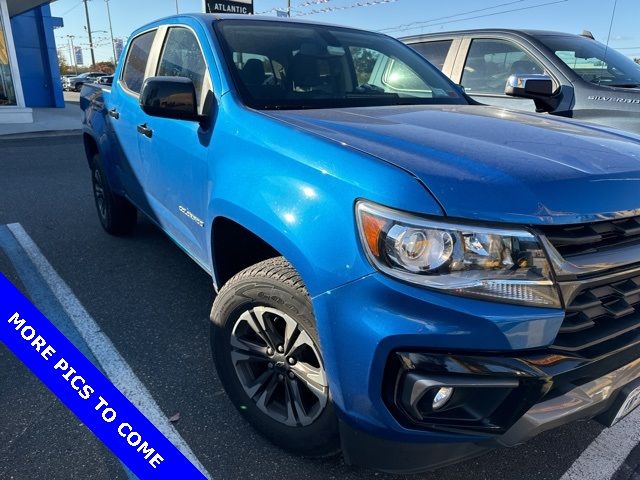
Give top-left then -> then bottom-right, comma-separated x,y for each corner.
104,0 -> 117,64
67,35 -> 78,75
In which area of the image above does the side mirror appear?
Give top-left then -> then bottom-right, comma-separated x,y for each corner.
140,76 -> 202,122
505,74 -> 558,112
505,74 -> 554,99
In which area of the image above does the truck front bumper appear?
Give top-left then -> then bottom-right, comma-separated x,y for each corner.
499,355 -> 640,447
312,273 -> 640,473
341,351 -> 640,474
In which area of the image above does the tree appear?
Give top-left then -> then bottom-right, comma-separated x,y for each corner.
57,50 -> 72,75
351,47 -> 379,85
90,61 -> 116,74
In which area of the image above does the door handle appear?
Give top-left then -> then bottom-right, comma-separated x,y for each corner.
137,123 -> 153,138
108,108 -> 119,119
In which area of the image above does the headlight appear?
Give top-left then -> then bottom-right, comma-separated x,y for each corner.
356,201 -> 560,307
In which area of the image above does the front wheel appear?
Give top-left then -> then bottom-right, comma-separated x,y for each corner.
210,257 -> 339,457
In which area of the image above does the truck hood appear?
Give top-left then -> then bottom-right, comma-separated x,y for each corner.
267,105 -> 640,225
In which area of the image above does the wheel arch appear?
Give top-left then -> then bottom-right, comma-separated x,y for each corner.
83,133 -> 99,169
211,216 -> 282,288
209,209 -> 317,295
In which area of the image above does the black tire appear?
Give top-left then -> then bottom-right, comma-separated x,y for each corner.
210,257 -> 339,457
90,154 -> 137,235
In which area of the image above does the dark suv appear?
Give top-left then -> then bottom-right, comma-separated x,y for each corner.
402,29 -> 640,135
70,72 -> 106,92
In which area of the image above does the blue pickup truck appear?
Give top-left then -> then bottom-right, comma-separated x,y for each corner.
81,14 -> 640,473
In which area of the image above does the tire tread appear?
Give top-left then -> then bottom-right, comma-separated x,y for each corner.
225,257 -> 307,294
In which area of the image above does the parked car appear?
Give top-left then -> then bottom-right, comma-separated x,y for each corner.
81,15 -> 640,473
96,75 -> 114,86
61,75 -> 75,91
70,72 -> 106,92
402,29 -> 640,135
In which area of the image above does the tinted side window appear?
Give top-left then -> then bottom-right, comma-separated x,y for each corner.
410,40 -> 453,70
382,60 -> 431,93
157,27 -> 208,109
351,47 -> 433,97
122,30 -> 156,94
461,39 -> 544,94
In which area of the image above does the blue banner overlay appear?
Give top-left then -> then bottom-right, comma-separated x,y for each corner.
0,273 -> 207,480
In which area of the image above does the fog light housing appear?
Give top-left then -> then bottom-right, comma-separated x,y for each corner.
400,373 -> 520,423
432,387 -> 454,410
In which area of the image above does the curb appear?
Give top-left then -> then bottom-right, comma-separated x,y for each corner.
0,129 -> 83,140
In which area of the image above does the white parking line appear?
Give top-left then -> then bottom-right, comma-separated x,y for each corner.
560,399 -> 640,480
7,223 -> 212,480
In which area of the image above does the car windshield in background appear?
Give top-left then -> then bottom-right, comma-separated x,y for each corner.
214,20 -> 466,110
538,34 -> 640,88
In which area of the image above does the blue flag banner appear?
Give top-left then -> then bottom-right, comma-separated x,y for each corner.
0,273 -> 208,480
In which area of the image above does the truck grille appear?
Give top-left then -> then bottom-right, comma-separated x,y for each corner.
542,216 -> 640,257
552,273 -> 640,352
539,217 -> 640,353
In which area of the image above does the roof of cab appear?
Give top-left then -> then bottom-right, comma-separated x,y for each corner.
132,12 -> 351,34
401,28 -> 581,43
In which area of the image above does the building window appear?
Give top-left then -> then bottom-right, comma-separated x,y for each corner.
0,6 -> 16,106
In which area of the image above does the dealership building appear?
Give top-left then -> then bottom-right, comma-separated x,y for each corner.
0,0 -> 63,124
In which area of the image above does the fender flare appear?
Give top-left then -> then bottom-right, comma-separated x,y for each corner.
208,200 -> 319,295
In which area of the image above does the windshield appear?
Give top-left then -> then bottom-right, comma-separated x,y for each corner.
214,20 -> 466,110
537,34 -> 640,88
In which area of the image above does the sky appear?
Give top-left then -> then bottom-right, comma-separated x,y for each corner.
50,0 -> 640,66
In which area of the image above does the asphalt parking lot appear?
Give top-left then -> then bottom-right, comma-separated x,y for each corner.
1,132 -> 639,480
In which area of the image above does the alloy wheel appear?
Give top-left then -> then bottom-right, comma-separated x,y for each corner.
230,306 -> 328,427
92,169 -> 107,220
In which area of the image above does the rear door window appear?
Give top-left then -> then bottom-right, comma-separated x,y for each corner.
121,30 -> 156,94
409,40 -> 453,70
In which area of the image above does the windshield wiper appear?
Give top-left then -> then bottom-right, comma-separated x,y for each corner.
608,83 -> 640,88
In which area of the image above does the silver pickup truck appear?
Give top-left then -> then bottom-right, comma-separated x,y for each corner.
403,29 -> 640,135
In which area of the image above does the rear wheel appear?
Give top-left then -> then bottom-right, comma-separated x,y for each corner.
91,154 -> 137,235
210,257 -> 339,456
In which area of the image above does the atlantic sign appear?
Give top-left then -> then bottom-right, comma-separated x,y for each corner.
205,0 -> 254,14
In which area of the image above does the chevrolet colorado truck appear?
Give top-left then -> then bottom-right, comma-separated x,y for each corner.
80,14 -> 640,474
402,29 -> 640,135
